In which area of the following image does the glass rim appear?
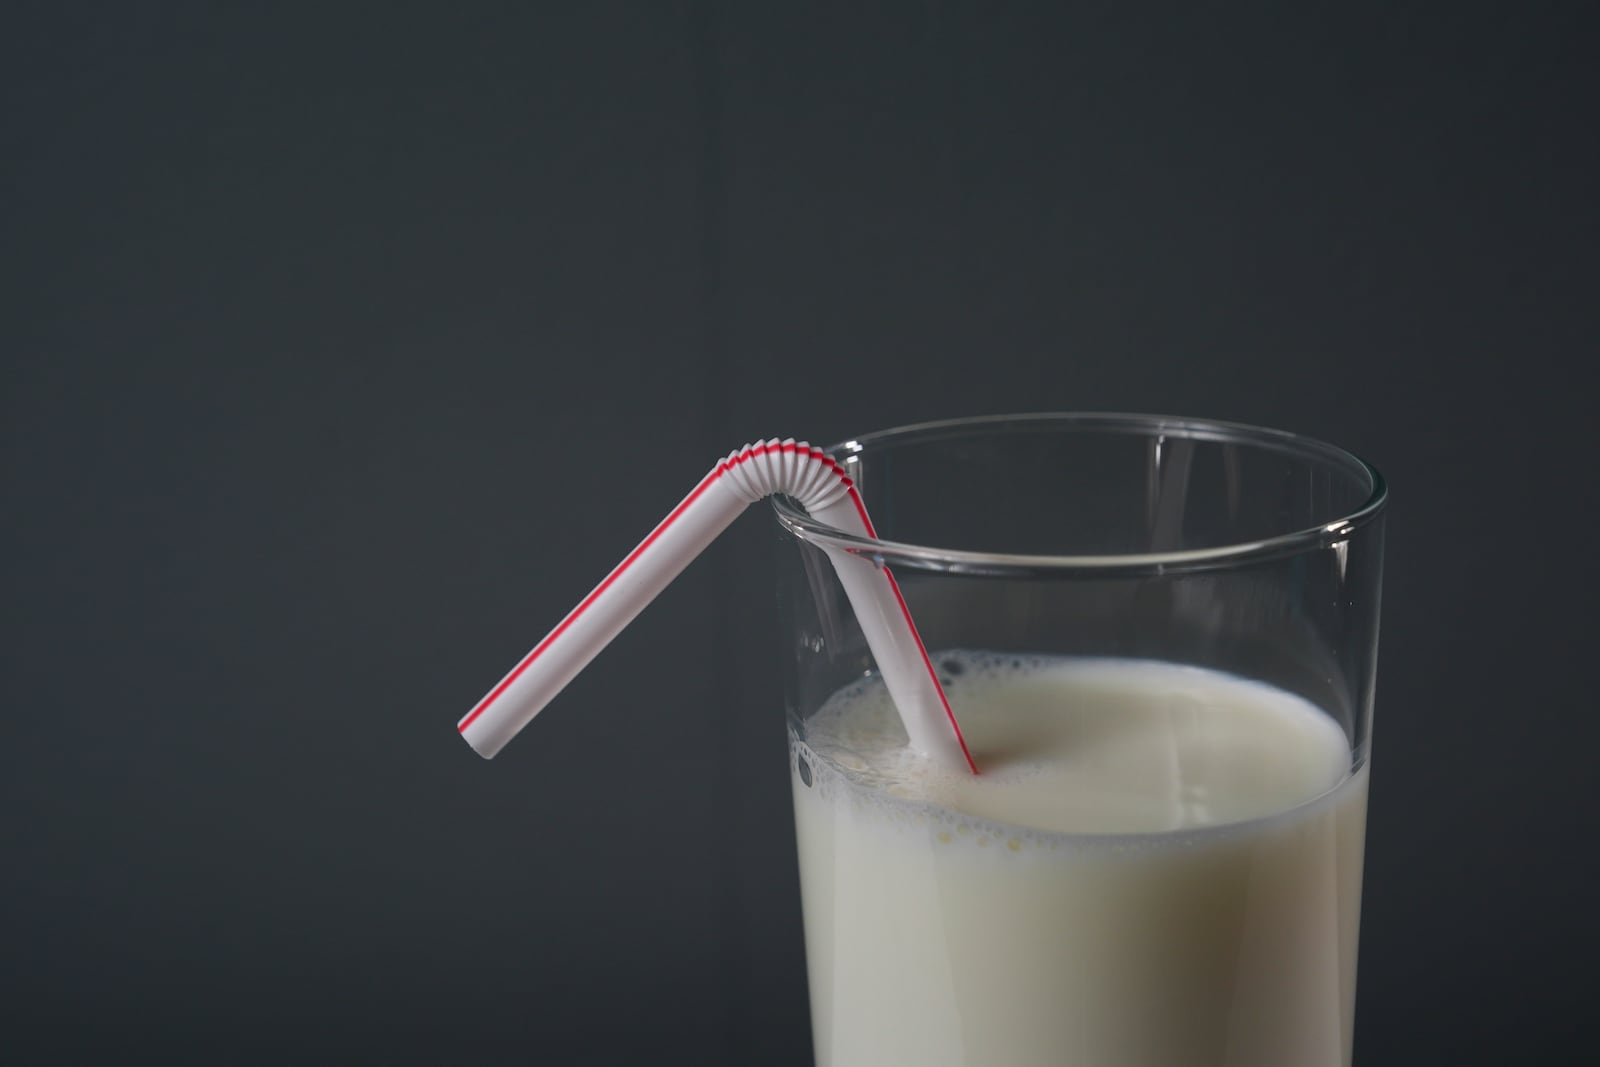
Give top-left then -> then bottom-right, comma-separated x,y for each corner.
771,412 -> 1387,575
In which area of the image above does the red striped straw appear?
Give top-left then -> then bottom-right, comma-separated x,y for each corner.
457,438 -> 977,773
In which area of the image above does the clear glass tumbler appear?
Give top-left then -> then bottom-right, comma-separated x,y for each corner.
772,413 -> 1386,1067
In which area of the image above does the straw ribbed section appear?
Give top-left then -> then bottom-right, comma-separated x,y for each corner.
719,438 -> 854,514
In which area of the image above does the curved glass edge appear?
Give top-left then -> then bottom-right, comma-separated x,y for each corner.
771,412 -> 1388,576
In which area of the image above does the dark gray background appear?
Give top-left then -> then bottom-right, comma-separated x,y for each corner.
4,2 -> 1594,1063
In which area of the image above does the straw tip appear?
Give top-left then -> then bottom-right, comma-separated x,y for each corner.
458,723 -> 504,760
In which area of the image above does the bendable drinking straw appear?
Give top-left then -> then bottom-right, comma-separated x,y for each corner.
456,438 -> 977,773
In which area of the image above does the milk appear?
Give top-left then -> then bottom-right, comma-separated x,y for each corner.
790,653 -> 1368,1067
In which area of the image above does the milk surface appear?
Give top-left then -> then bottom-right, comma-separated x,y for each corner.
791,652 -> 1368,1067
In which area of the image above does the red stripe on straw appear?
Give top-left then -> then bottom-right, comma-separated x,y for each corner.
844,484 -> 875,537
879,565 -> 979,775
457,465 -> 725,734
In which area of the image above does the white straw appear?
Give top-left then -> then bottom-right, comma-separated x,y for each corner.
456,438 -> 976,772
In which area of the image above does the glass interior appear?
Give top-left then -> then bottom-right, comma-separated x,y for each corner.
774,413 -> 1386,761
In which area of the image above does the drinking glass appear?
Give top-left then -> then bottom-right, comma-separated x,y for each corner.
772,413 -> 1386,1067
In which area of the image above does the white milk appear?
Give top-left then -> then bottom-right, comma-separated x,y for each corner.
791,652 -> 1368,1067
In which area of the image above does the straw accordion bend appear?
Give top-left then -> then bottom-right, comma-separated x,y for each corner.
456,439 -> 976,772
718,439 -> 856,513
